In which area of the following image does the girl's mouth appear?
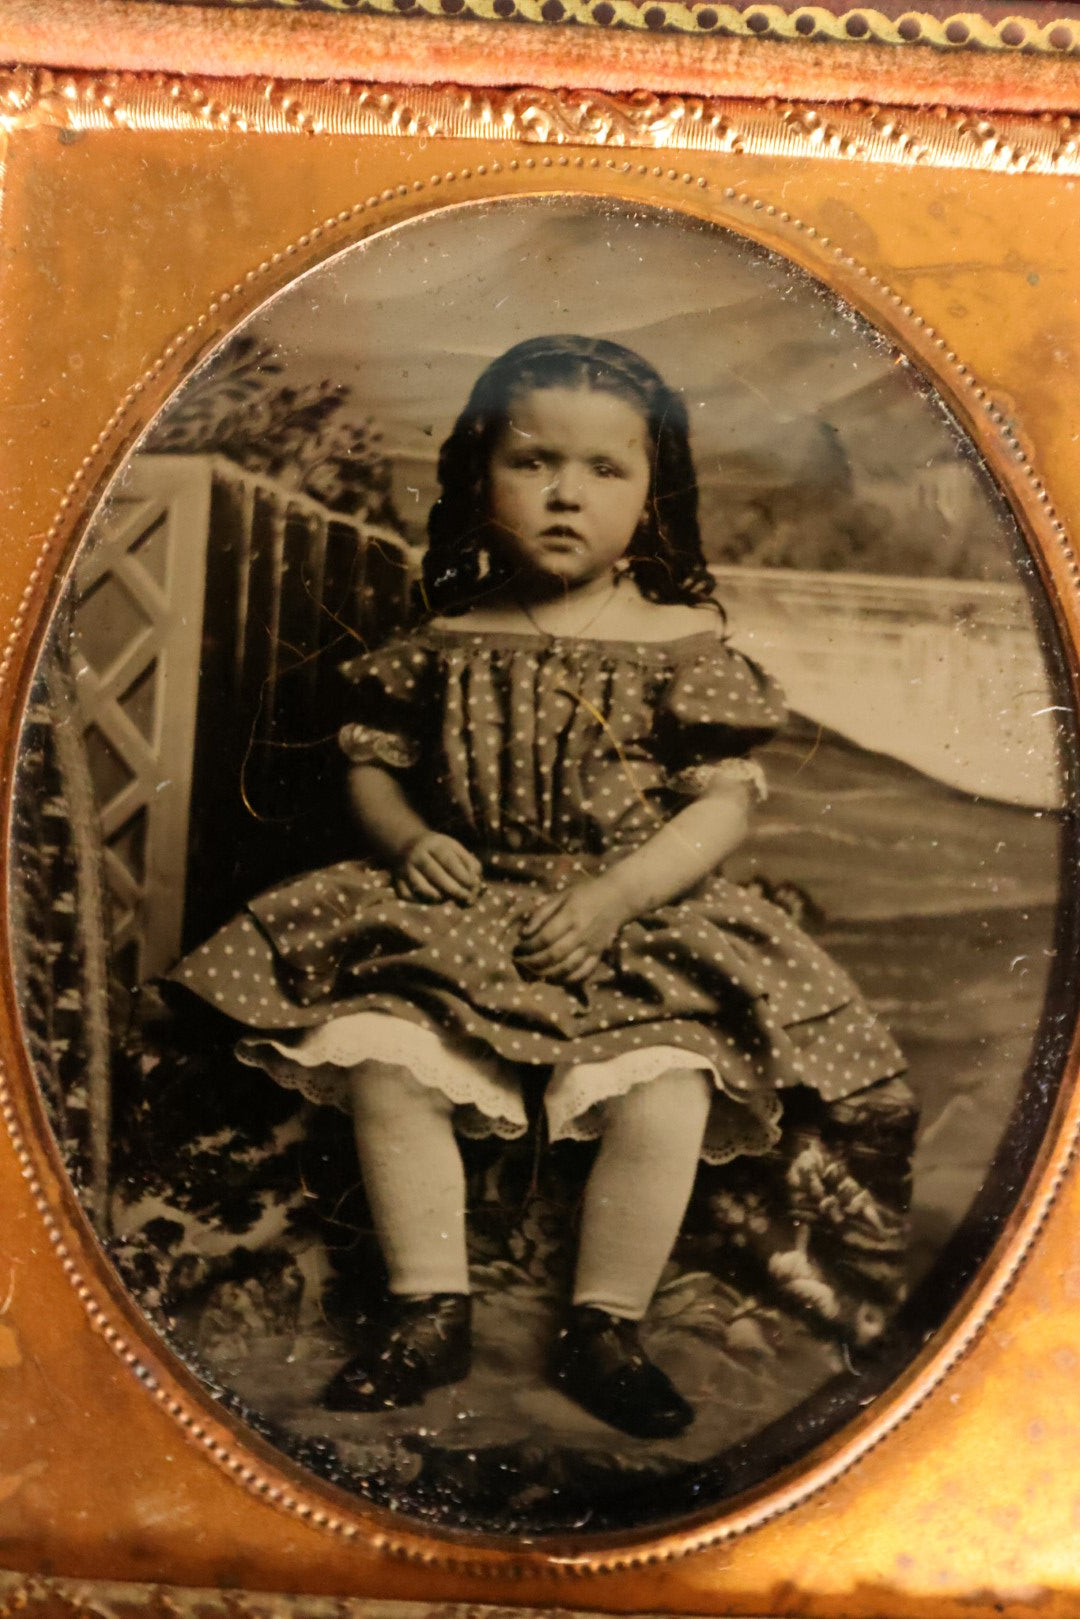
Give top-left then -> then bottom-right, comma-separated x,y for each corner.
540,526 -> 585,542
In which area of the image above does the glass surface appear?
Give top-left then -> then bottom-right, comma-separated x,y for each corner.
9,196 -> 1077,1536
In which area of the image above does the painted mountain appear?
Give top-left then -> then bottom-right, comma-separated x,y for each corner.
244,196 -> 1019,581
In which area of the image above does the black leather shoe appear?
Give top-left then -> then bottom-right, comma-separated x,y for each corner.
322,1293 -> 472,1412
551,1306 -> 695,1439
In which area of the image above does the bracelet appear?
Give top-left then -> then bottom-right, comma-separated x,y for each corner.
670,757 -> 769,803
338,721 -> 420,770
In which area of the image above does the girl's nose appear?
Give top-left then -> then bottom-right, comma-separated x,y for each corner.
547,466 -> 583,506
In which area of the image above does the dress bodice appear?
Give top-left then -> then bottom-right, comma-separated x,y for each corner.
338,627 -> 785,857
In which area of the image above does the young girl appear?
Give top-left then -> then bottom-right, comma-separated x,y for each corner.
173,335 -> 907,1441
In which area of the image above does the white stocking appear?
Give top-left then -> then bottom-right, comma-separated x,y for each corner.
350,1060 -> 470,1297
573,1067 -> 712,1320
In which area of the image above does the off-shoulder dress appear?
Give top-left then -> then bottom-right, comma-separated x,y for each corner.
171,626 -> 905,1165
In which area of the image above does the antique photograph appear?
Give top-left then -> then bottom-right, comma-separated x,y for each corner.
9,195 -> 1077,1535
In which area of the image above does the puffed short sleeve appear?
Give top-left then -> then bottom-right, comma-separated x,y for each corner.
654,641 -> 785,799
337,637 -> 433,771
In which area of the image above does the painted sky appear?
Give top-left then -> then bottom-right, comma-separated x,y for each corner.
229,196 -> 1021,582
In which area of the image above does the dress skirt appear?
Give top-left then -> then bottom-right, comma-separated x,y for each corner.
175,848 -> 905,1167
171,627 -> 907,1167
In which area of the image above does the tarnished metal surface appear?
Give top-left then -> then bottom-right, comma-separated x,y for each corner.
1,76 -> 1080,1612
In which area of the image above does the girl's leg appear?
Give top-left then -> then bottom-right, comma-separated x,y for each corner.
574,1067 -> 712,1318
323,1060 -> 471,1412
350,1059 -> 470,1297
554,1067 -> 712,1439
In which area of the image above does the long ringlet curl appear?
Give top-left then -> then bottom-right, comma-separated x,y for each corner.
419,335 -> 717,616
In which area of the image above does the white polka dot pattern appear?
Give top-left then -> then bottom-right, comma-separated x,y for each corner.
170,627 -> 904,1159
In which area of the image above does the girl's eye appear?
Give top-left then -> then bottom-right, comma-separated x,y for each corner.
593,461 -> 624,479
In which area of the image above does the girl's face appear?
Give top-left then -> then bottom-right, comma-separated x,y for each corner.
487,385 -> 651,592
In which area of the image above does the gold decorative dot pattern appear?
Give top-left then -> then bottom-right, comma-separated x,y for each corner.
16,0 -> 1078,51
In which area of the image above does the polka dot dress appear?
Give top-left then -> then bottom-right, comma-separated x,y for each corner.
170,627 -> 905,1155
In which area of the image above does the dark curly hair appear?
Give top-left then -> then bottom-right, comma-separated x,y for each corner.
419,335 -> 716,615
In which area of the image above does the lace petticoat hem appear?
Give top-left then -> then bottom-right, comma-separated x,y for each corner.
237,1010 -> 782,1165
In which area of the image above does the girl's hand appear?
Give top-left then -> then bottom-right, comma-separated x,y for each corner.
395,833 -> 483,904
514,877 -> 632,984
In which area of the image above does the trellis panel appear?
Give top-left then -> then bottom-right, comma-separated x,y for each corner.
71,456 -> 212,982
70,454 -> 420,977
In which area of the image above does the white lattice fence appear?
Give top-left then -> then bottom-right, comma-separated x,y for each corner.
70,458 -> 213,981
71,454 -> 421,981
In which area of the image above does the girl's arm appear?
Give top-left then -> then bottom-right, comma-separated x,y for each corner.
604,783 -> 753,921
349,763 -> 482,902
348,762 -> 432,863
515,779 -> 753,980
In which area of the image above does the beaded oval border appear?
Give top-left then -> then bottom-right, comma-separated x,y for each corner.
1,159 -> 1077,1574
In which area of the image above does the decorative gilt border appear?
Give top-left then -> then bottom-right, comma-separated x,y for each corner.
2,128 -> 1079,1575
4,1576 -> 675,1619
116,0 -> 1080,54
4,69 -> 1080,169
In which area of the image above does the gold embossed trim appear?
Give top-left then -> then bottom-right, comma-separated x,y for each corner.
115,0 -> 1080,53
0,1573 -> 704,1619
5,70 -> 1080,169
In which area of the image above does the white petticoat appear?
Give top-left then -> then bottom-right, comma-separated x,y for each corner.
238,1011 -> 781,1165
